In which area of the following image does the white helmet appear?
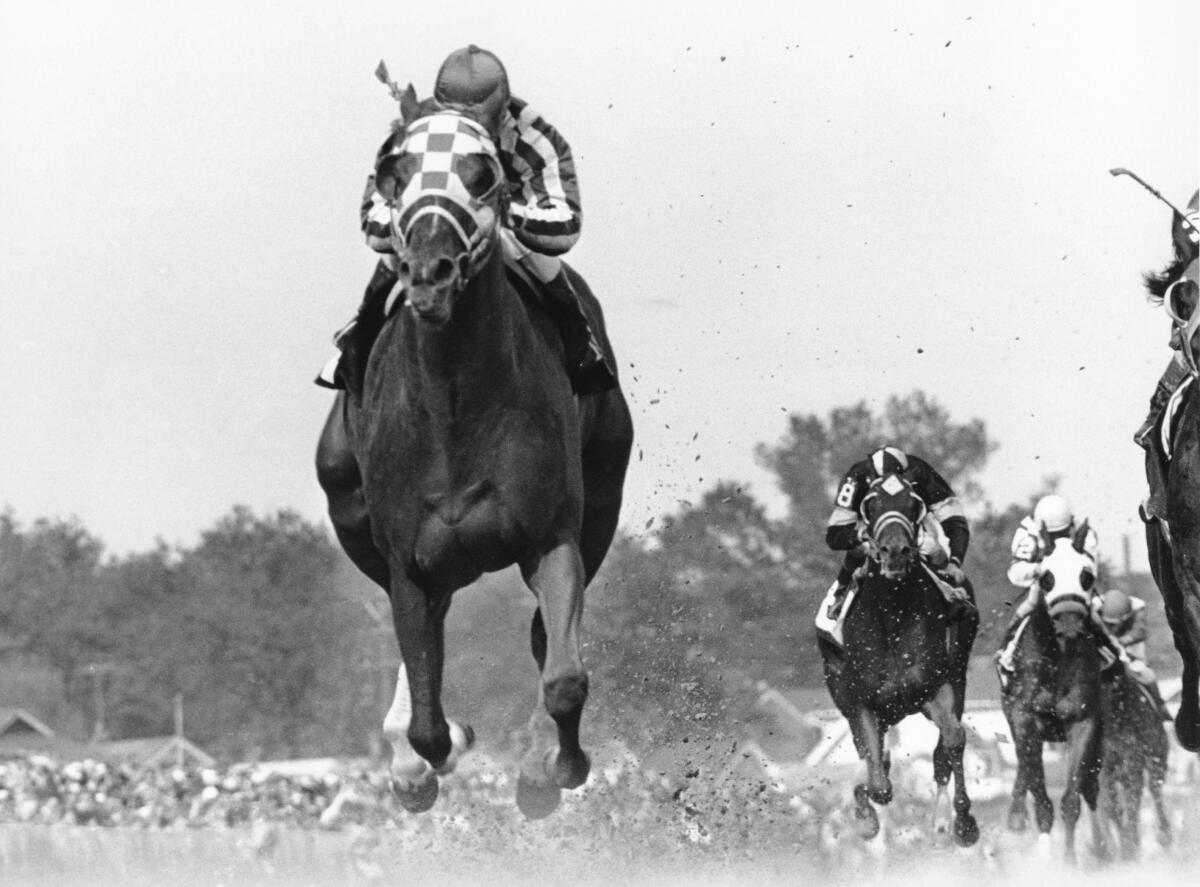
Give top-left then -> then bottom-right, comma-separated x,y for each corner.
1034,494 -> 1074,533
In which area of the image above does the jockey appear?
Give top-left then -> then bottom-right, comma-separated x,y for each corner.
317,45 -> 616,395
996,494 -> 1123,674
1133,188 -> 1200,450
823,445 -> 971,619
1095,589 -> 1172,720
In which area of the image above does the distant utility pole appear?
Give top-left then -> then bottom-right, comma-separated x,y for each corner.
174,693 -> 185,769
1122,533 -> 1132,582
85,663 -> 116,742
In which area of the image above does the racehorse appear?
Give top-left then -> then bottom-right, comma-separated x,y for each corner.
1098,665 -> 1172,860
1142,248 -> 1200,752
315,88 -> 633,818
817,473 -> 980,847
1000,528 -> 1110,864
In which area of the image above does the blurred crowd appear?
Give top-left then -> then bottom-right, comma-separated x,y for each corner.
0,750 -> 841,859
0,755 -> 400,830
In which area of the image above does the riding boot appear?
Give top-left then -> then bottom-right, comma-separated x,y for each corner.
994,603 -> 1028,673
540,269 -> 618,395
315,260 -> 400,394
827,548 -> 867,620
1134,355 -> 1190,448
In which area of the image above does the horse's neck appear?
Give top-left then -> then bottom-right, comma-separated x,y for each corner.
404,255 -> 531,403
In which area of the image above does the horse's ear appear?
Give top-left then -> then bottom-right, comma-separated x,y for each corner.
1072,518 -> 1091,554
399,83 -> 420,124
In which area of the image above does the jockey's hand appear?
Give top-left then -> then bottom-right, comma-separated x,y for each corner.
943,560 -> 967,586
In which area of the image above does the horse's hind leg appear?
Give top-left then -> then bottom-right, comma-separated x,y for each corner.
578,392 -> 633,583
924,684 -> 978,847
516,541 -> 590,819
1149,765 -> 1173,850
316,394 -> 390,589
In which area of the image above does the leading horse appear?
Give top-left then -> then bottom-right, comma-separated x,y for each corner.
316,90 -> 633,817
1000,527 -> 1110,864
817,473 -> 980,847
1143,248 -> 1200,751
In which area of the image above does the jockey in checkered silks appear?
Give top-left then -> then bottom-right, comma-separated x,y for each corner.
822,446 -> 973,620
317,45 -> 616,395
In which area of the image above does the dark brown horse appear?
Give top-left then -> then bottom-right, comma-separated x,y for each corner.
1098,665 -> 1172,860
316,91 -> 632,817
818,473 -> 980,847
1143,250 -> 1200,752
1000,528 -> 1110,864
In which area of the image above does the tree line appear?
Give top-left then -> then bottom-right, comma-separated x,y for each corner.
0,391 -> 1175,762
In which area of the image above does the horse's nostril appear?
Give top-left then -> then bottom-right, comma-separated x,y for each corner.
432,258 -> 456,284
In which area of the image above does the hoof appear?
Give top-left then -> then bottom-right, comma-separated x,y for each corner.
868,783 -> 892,805
954,813 -> 980,848
516,774 -> 562,820
552,749 -> 591,790
392,773 -> 438,813
854,803 -> 880,840
1007,810 -> 1027,832
1174,707 -> 1200,752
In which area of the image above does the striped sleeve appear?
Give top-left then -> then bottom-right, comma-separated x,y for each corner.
360,174 -> 396,254
500,97 -> 582,256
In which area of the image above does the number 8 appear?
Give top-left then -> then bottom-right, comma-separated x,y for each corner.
835,480 -> 856,509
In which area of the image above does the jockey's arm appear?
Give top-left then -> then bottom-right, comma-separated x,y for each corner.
930,497 -> 969,564
1007,523 -> 1041,588
360,174 -> 397,256
502,98 -> 582,257
825,507 -> 862,551
1120,603 -> 1149,646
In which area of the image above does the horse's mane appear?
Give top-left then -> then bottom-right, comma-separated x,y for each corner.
1144,253 -> 1193,305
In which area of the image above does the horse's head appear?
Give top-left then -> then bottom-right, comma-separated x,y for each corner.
860,473 -> 926,580
1036,521 -> 1096,643
374,91 -> 505,326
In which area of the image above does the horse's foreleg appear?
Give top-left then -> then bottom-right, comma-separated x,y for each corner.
1154,524 -> 1200,750
1060,717 -> 1102,865
924,684 -> 978,847
1009,718 -> 1052,834
383,581 -> 467,813
855,708 -> 891,805
516,542 -> 590,818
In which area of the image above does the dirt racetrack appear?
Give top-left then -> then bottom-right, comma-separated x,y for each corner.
2,775 -> 1199,887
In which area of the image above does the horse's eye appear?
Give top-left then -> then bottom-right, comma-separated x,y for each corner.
1039,572 -> 1056,592
375,154 -> 420,202
1080,570 -> 1094,591
458,155 -> 498,198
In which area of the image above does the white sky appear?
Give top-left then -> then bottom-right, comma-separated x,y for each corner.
0,1 -> 1197,572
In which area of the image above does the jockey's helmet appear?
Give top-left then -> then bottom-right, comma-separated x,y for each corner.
1099,589 -> 1132,625
869,446 -> 909,477
434,45 -> 510,133
1173,189 -> 1200,262
1033,494 -> 1073,533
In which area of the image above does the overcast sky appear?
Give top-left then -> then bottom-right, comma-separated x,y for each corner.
1,1 -> 1196,574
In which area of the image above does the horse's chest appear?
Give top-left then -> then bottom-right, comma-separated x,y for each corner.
364,405 -> 582,574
